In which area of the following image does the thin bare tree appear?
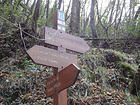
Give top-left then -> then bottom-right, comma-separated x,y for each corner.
32,0 -> 42,34
65,0 -> 72,21
114,0 -> 126,37
134,6 -> 140,20
25,0 -> 36,24
81,14 -> 90,36
46,0 -> 50,25
69,0 -> 81,34
109,0 -> 116,23
90,0 -> 97,38
58,0 -> 63,10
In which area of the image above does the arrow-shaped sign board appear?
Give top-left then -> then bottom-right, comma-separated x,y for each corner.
27,45 -> 77,68
45,27 -> 90,53
46,64 -> 80,97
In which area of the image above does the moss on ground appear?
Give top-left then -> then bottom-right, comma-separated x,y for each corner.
117,62 -> 136,78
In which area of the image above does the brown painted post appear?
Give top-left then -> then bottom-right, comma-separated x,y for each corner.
58,46 -> 67,105
58,90 -> 67,105
53,68 -> 59,105
53,47 -> 67,105
53,10 -> 67,105
46,64 -> 79,98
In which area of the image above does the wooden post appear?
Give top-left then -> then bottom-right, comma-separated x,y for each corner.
53,47 -> 67,105
53,68 -> 59,105
53,46 -> 67,105
53,10 -> 67,105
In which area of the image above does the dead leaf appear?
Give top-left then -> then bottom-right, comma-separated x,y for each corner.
23,93 -> 31,99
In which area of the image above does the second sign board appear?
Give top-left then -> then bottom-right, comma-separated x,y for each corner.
45,27 -> 90,53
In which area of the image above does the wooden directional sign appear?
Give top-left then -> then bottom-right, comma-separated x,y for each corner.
45,27 -> 90,53
46,64 -> 80,97
27,45 -> 77,68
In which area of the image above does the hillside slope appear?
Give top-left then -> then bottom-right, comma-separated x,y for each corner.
0,36 -> 140,104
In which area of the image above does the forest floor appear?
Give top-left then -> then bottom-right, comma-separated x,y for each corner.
0,35 -> 140,105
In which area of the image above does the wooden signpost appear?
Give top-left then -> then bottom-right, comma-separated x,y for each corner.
27,10 -> 90,105
46,64 -> 80,97
27,45 -> 77,68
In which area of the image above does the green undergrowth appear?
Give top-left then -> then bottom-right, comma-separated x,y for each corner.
80,48 -> 139,104
116,62 -> 137,78
0,47 -> 139,104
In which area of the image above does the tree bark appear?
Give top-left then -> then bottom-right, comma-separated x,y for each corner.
96,0 -> 111,38
90,0 -> 97,38
25,0 -> 36,24
69,0 -> 81,34
16,0 -> 22,10
46,0 -> 50,25
134,6 -> 140,20
26,0 -> 30,6
129,0 -> 132,21
114,0 -> 120,24
113,0 -> 120,39
65,0 -> 71,21
81,14 -> 90,36
109,0 -> 116,23
53,0 -> 57,13
116,0 -> 125,30
32,0 -> 42,34
58,0 -> 62,10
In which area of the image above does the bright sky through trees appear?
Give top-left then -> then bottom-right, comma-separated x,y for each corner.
30,0 -> 140,16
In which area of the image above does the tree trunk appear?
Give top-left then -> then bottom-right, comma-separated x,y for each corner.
109,0 -> 116,23
26,0 -> 30,6
129,0 -> 132,21
25,0 -> 36,24
81,14 -> 90,36
46,0 -> 50,25
53,0 -> 57,13
114,0 -> 120,24
116,0 -> 125,30
65,0 -> 71,20
134,6 -> 140,20
58,0 -> 62,10
16,0 -> 22,9
32,0 -> 42,34
90,0 -> 97,38
96,0 -> 109,38
69,0 -> 80,34
114,0 -> 120,38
